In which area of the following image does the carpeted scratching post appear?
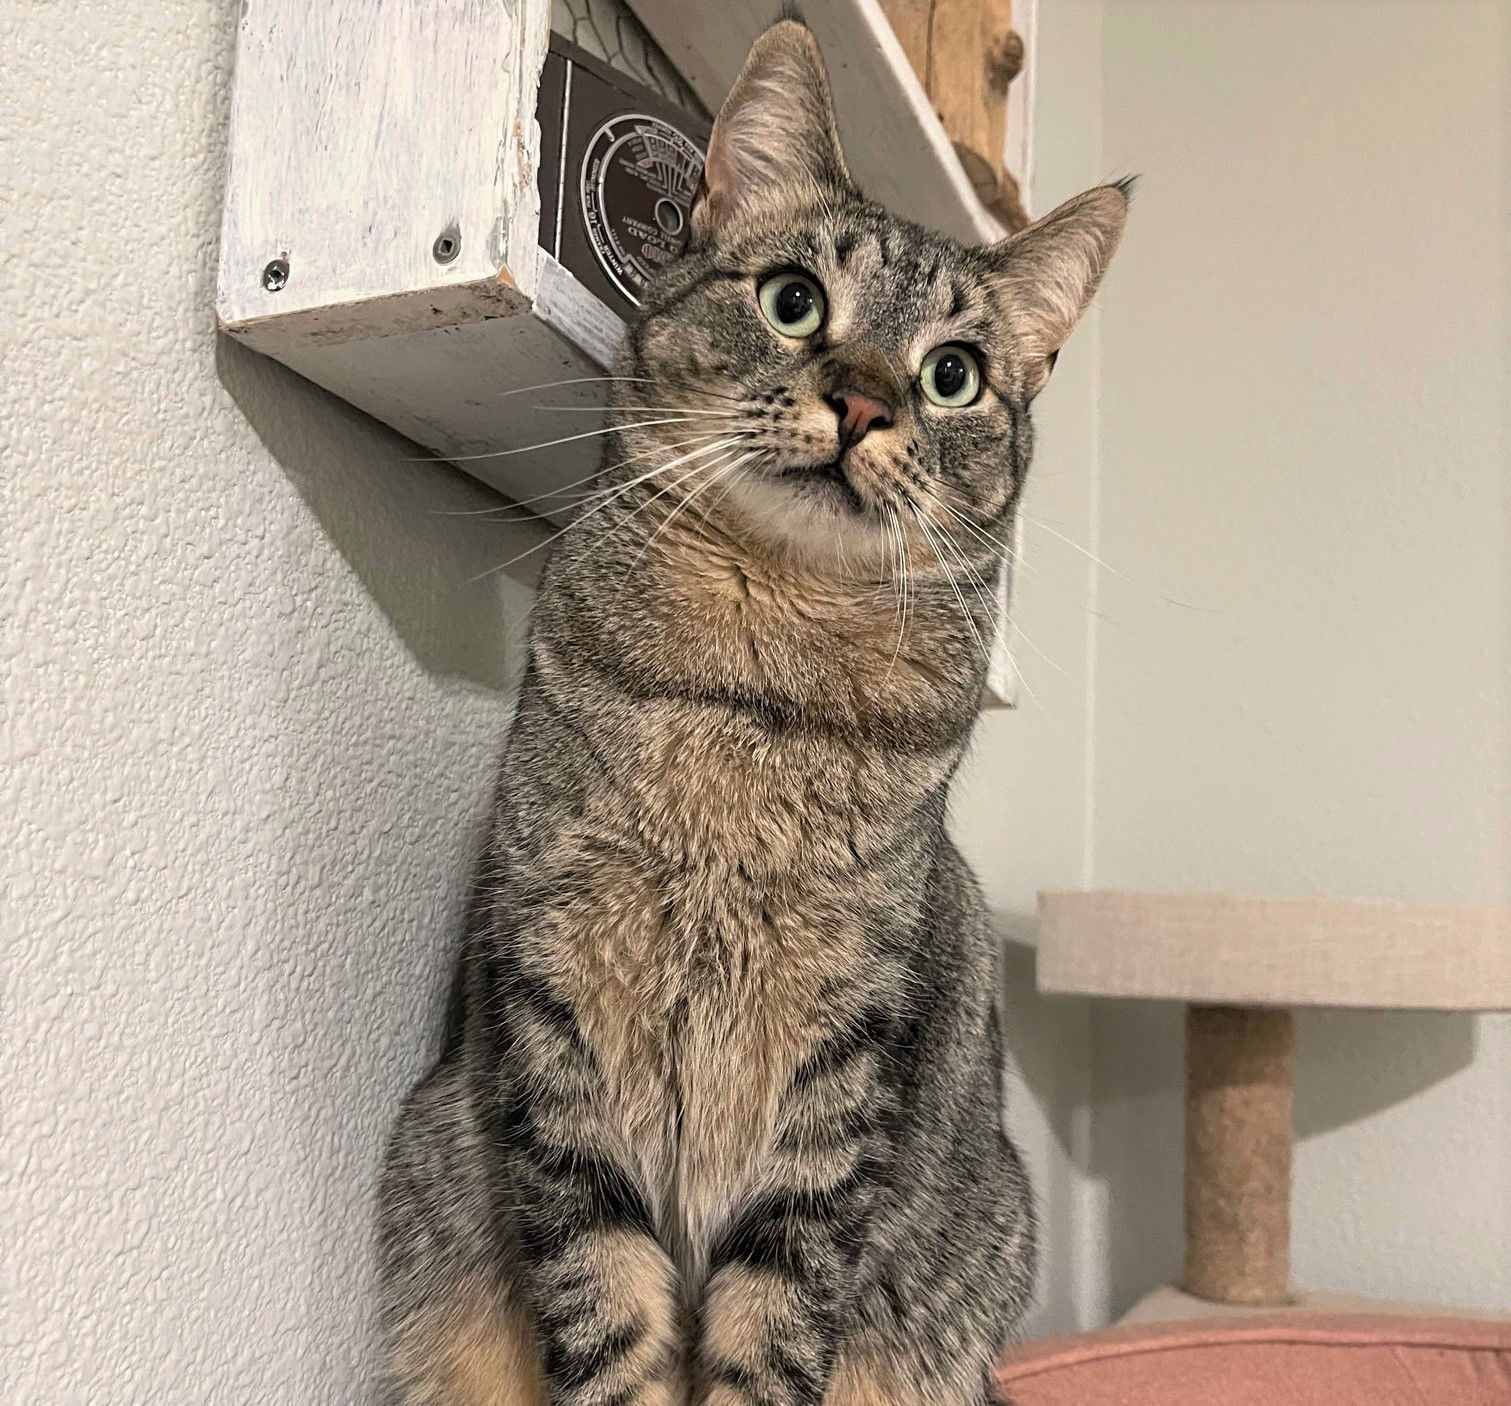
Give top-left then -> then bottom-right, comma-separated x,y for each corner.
1182,1004 -> 1293,1305
1036,891 -> 1510,1314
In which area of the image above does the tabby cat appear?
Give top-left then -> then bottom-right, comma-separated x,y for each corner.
378,17 -> 1128,1406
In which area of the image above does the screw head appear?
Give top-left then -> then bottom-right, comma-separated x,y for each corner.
432,230 -> 460,264
262,258 -> 289,292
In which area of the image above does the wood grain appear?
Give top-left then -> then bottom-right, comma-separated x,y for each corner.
218,0 -> 551,330
878,0 -> 1031,231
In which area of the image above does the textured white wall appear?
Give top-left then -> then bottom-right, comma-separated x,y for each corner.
0,1 -> 1095,1391
2,3 -> 544,1400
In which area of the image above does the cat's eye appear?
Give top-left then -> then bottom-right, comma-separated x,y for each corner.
920,344 -> 983,408
757,272 -> 826,338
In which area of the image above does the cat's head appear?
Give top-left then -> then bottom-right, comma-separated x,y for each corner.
620,18 -> 1128,578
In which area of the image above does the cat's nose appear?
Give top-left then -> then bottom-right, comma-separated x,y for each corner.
826,387 -> 893,449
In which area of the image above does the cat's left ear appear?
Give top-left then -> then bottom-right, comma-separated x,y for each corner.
691,19 -> 853,242
990,179 -> 1133,397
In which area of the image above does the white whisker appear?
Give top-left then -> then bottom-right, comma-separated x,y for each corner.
703,449 -> 759,520
931,514 -> 1055,704
1021,515 -> 1213,610
1000,637 -> 1047,712
931,498 -> 1028,573
466,437 -> 746,582
617,446 -> 744,557
694,449 -> 764,525
411,416 -> 720,465
927,496 -> 1036,579
884,507 -> 912,678
919,497 -> 1061,699
1001,614 -> 1067,679
481,374 -> 743,404
533,405 -> 746,417
909,505 -> 990,668
430,430 -> 743,517
612,450 -> 739,544
925,513 -> 1001,629
625,450 -> 759,580
525,433 -> 751,519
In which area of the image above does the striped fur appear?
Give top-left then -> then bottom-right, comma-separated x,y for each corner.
378,19 -> 1126,1406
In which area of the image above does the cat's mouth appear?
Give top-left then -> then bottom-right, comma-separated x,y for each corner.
777,459 -> 865,513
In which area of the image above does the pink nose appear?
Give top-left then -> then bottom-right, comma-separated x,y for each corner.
827,387 -> 893,448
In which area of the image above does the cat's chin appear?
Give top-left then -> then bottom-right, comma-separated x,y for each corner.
776,460 -> 866,514
715,470 -> 895,578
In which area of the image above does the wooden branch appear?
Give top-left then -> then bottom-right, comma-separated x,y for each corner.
877,0 -> 1030,233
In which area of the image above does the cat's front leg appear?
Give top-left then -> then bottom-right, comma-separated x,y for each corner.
694,1015 -> 891,1406
501,976 -> 683,1406
521,1217 -> 683,1406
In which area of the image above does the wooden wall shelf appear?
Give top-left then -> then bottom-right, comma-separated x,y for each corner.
216,0 -> 1033,702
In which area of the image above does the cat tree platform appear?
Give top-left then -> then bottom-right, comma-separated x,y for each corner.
1037,891 -> 1511,1310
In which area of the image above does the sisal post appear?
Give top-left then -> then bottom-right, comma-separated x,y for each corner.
1182,1004 -> 1294,1305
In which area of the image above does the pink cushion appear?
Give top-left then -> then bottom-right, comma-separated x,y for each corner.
994,1313 -> 1511,1405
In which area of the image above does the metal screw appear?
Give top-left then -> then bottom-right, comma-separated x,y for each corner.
262,258 -> 289,292
432,229 -> 460,264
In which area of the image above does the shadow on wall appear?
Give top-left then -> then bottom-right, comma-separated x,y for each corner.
998,920 -> 1094,1335
216,335 -> 545,693
997,921 -> 1478,1319
1291,1007 -> 1477,1140
999,919 -> 1083,1155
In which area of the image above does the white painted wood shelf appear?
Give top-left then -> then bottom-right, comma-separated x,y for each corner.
217,0 -> 1034,702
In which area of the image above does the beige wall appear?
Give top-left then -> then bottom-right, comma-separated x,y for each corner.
963,0 -> 1507,1324
1091,0 -> 1508,1315
3,2 -> 546,1399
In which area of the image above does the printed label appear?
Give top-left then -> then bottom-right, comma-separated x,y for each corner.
580,114 -> 704,306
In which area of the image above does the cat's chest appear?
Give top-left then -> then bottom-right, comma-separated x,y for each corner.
665,885 -> 868,1267
587,872 -> 864,1101
551,864 -> 870,1262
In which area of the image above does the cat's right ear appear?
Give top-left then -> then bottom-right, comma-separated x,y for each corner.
691,19 -> 853,242
989,179 -> 1133,398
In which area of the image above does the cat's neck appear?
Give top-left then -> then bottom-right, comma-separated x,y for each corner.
538,488 -> 987,749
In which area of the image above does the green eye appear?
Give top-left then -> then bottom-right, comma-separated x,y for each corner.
758,272 -> 826,337
921,344 -> 983,407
